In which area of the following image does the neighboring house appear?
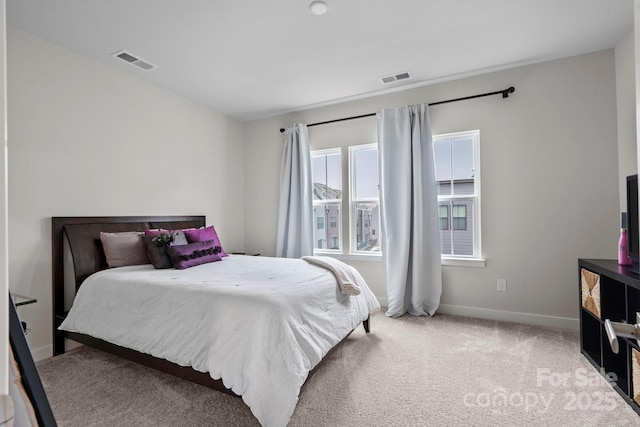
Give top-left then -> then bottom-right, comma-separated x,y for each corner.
313,177 -> 473,255
313,183 -> 342,250
438,179 -> 474,257
314,204 -> 341,249
355,203 -> 380,251
313,182 -> 381,251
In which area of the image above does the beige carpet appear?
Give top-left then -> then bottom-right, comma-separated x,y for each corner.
36,312 -> 640,426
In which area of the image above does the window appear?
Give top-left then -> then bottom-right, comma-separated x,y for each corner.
311,131 -> 481,263
452,205 -> 467,230
433,130 -> 481,259
350,144 -> 380,254
311,149 -> 342,252
439,205 -> 449,230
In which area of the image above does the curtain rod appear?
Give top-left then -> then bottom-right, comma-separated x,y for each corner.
279,86 -> 515,133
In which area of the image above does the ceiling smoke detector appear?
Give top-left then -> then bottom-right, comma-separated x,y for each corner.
309,1 -> 328,15
112,50 -> 157,71
380,71 -> 412,84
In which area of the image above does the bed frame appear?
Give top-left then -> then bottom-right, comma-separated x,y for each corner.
51,215 -> 369,397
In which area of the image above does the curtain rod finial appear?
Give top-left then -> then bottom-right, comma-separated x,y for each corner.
503,86 -> 515,98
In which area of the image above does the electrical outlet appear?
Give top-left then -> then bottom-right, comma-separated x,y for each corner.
497,279 -> 507,292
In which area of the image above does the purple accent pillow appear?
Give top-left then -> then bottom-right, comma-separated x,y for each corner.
183,226 -> 228,257
166,239 -> 223,269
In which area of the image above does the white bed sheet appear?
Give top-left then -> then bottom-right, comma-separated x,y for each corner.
59,255 -> 380,427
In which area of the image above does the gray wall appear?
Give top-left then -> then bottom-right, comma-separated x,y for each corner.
244,50 -> 620,329
636,1 -> 640,200
616,29 -> 637,211
7,27 -> 246,359
0,0 -> 7,396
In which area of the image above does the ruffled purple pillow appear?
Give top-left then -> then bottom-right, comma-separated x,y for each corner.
166,239 -> 222,269
144,229 -> 189,245
183,226 -> 228,257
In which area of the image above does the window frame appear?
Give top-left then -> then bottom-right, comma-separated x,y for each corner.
349,143 -> 381,256
434,130 -> 483,264
310,131 -> 483,267
311,148 -> 343,254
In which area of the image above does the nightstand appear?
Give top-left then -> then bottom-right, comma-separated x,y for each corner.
8,292 -> 56,425
10,293 -> 37,333
12,293 -> 37,307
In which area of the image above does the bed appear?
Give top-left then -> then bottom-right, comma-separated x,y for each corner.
51,216 -> 380,427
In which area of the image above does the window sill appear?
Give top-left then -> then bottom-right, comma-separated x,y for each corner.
312,252 -> 485,267
313,252 -> 382,262
441,257 -> 486,268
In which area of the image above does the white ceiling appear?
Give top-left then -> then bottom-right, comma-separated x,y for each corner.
6,0 -> 635,121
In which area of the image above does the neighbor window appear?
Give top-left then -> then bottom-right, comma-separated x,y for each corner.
311,149 -> 342,252
439,205 -> 449,230
350,144 -> 381,254
433,130 -> 481,258
452,205 -> 467,230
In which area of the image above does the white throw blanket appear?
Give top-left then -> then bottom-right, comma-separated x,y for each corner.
301,256 -> 362,295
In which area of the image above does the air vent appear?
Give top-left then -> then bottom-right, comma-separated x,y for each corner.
112,50 -> 157,71
380,70 -> 412,84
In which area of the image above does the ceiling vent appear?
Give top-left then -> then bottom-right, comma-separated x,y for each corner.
380,71 -> 412,84
112,50 -> 157,71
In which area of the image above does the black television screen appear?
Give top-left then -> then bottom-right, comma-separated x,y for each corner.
627,174 -> 639,261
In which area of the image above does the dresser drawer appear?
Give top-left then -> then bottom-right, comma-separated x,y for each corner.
581,268 -> 601,318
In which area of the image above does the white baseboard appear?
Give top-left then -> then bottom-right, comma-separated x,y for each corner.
30,338 -> 85,363
438,303 -> 579,331
30,344 -> 53,363
374,297 -> 578,330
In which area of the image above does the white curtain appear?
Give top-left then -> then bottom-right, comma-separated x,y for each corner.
377,104 -> 442,317
275,124 -> 314,258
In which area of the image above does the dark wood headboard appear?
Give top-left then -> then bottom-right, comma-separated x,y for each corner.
51,215 -> 206,355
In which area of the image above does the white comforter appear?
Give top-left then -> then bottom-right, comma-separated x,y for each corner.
59,255 -> 380,427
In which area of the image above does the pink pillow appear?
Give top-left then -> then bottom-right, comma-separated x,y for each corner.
166,240 -> 223,269
99,231 -> 149,268
183,226 -> 228,257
